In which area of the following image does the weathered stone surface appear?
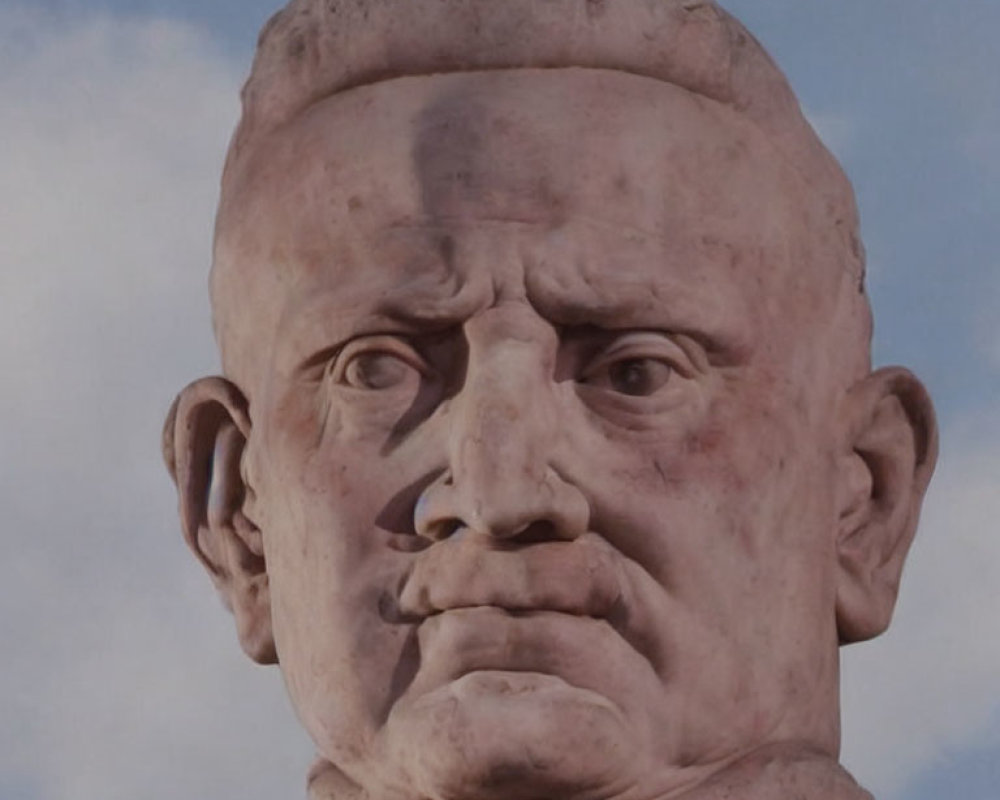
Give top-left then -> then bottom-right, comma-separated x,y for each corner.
164,2 -> 938,798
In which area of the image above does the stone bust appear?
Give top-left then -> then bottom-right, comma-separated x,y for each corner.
163,1 -> 938,798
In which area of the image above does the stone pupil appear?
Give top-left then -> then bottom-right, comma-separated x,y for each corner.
608,358 -> 666,396
351,353 -> 407,389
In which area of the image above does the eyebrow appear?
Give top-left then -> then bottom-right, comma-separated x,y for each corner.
526,274 -> 752,362
275,277 -> 485,370
374,284 -> 485,328
276,213 -> 755,367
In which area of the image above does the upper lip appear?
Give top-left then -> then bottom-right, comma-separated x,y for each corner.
391,534 -> 625,623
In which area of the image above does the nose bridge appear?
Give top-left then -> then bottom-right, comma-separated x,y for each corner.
431,305 -> 587,539
454,334 -> 551,489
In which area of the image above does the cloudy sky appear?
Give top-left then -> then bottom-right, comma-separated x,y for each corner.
1,1 -> 997,799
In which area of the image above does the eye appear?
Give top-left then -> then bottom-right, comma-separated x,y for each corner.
330,337 -> 427,391
342,351 -> 414,390
572,332 -> 703,430
584,356 -> 673,396
603,358 -> 673,396
576,331 -> 693,401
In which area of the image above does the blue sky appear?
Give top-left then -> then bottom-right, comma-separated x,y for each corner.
1,2 -> 997,799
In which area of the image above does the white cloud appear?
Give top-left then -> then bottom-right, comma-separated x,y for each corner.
841,411 -> 1000,798
0,9 -> 311,800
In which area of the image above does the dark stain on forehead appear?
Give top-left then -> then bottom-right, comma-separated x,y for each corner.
411,77 -> 565,223
585,0 -> 608,20
412,81 -> 489,217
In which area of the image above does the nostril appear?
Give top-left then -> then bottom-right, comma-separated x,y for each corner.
421,517 -> 463,542
480,519 -> 560,547
411,482 -> 469,541
412,466 -> 588,543
510,519 -> 559,545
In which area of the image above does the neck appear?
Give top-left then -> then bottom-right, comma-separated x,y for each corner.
672,743 -> 873,800
306,745 -> 873,800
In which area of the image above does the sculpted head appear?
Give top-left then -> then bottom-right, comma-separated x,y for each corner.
164,2 -> 938,798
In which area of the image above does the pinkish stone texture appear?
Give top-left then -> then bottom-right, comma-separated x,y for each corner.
163,2 -> 938,798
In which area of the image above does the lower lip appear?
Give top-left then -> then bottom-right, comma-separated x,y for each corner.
415,606 -> 611,684
447,667 -> 619,711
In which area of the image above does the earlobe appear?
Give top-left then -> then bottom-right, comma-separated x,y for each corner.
835,367 -> 938,644
163,377 -> 277,664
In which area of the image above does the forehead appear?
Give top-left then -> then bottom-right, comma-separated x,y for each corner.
214,69 -> 839,379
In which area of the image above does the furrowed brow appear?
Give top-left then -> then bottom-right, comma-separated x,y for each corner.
529,282 -> 751,363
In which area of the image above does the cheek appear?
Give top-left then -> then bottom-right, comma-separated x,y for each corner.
663,391 -> 839,632
682,372 -> 826,490
254,383 -> 364,509
626,376 -> 837,588
685,389 -> 840,618
249,388 -> 433,742
255,445 -> 419,759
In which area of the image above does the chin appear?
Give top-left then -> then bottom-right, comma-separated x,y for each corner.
381,670 -> 636,800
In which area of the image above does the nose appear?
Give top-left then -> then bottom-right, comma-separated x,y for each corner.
414,326 -> 589,543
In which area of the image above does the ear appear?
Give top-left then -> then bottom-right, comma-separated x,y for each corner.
163,377 -> 277,664
835,367 -> 938,644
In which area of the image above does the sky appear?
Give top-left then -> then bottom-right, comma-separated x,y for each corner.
1,1 -> 997,799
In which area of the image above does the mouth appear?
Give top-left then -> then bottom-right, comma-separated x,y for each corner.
423,604 -> 593,620
391,533 -> 626,624
406,604 -> 629,701
378,539 -> 671,728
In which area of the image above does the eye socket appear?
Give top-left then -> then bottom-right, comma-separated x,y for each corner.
577,332 -> 690,400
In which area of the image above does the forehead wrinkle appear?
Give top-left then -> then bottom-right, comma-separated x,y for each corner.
524,250 -> 753,360
273,229 -> 488,352
371,271 -> 487,327
376,217 -> 756,357
370,223 -> 493,321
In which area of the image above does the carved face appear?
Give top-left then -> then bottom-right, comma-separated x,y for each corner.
221,69 -> 853,798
